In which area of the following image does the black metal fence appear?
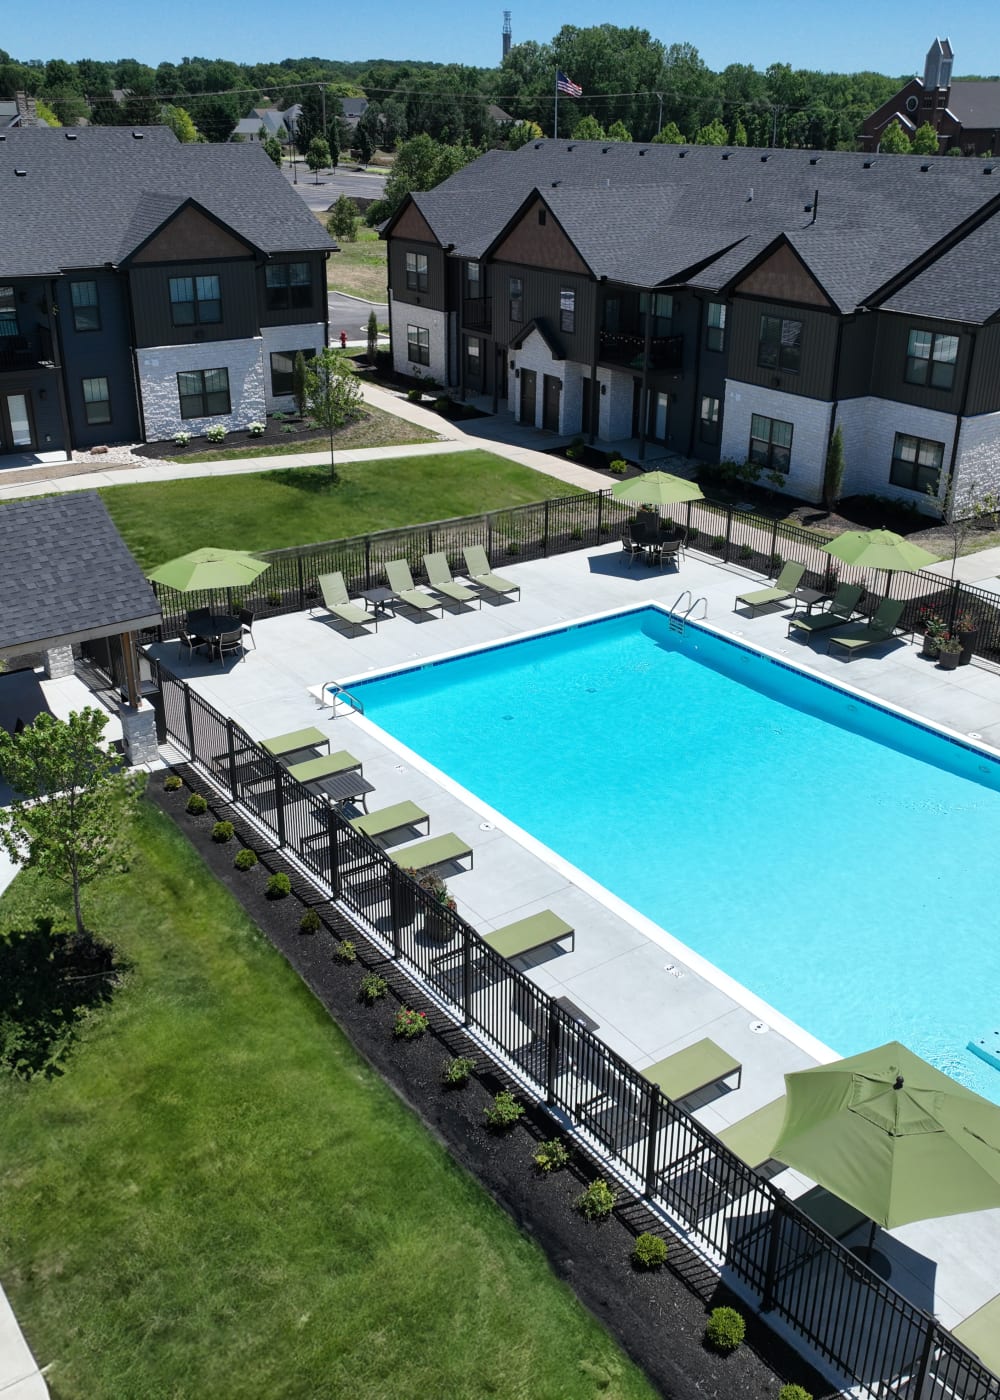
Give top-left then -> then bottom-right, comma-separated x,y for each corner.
156,660 -> 999,1400
148,490 -> 1000,665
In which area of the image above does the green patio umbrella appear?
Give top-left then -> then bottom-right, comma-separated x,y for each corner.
147,547 -> 271,593
611,470 -> 704,508
821,529 -> 938,597
772,1041 -> 1000,1232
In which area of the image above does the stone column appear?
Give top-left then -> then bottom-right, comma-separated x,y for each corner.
119,699 -> 160,767
43,644 -> 75,679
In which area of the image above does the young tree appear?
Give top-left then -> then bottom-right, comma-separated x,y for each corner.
262,135 -> 283,167
823,424 -> 845,511
652,121 -> 686,144
694,118 -> 728,145
306,136 -> 331,182
0,709 -> 139,939
571,114 -> 605,141
304,348 -> 363,481
367,310 -> 379,361
161,104 -> 200,142
731,118 -> 748,146
911,121 -> 941,155
327,194 -> 359,243
292,350 -> 308,419
508,119 -> 543,149
606,119 -> 632,142
879,120 -> 912,154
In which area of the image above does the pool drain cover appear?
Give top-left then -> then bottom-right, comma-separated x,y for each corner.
749,1020 -> 770,1035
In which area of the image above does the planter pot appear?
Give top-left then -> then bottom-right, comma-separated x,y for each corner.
937,649 -> 961,672
958,628 -> 978,666
424,904 -> 457,944
920,636 -> 941,660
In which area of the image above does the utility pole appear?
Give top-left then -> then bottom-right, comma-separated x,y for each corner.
656,92 -> 663,135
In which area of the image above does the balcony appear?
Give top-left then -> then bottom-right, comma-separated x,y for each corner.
462,297 -> 492,332
598,330 -> 683,372
0,335 -> 36,373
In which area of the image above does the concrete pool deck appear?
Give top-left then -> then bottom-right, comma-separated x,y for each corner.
148,538 -> 1000,1342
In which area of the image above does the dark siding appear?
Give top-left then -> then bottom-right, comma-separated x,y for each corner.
0,368 -> 65,452
962,322 -> 1000,416
494,262 -> 594,362
56,271 -> 140,447
836,314 -> 876,400
128,260 -> 258,347
692,295 -> 729,461
387,240 -> 446,310
869,313 -> 969,413
258,254 -> 327,328
728,296 -> 839,400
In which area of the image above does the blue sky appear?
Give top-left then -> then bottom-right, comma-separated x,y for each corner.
6,0 -> 1000,77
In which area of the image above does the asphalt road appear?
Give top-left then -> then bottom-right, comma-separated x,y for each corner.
328,290 -> 388,338
281,164 -> 387,213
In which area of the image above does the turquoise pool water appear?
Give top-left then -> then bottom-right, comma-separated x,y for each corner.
352,608 -> 1000,1101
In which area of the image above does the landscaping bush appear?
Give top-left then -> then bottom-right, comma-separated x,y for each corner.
441,1055 -> 475,1088
609,458 -> 628,475
265,872 -> 292,900
483,1090 -> 524,1132
185,793 -> 208,815
570,525 -> 583,540
705,1306 -> 746,1353
565,435 -> 585,460
333,938 -> 357,964
211,820 -> 234,844
577,1179 -> 617,1221
631,1233 -> 668,1270
358,972 -> 388,1004
710,535 -> 725,551
163,774 -> 183,792
173,430 -> 192,447
738,544 -> 753,560
405,387 -> 423,403
505,539 -> 521,554
777,1387 -> 812,1400
533,1138 -> 570,1173
233,848 -> 258,871
299,909 -> 321,935
247,421 -> 266,437
393,1007 -> 428,1039
687,526 -> 699,542
205,424 -> 227,444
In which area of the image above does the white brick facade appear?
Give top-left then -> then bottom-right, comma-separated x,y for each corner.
136,338 -> 266,441
390,296 -> 449,386
721,383 -> 833,503
600,369 -> 633,440
953,410 -> 1000,504
835,397 -> 957,509
261,323 -> 327,411
510,328 -> 561,429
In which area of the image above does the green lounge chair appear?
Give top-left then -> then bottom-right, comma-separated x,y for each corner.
954,1294 -> 1000,1374
717,1097 -> 787,1174
314,571 -> 375,634
349,801 -> 429,843
391,832 -> 473,875
826,597 -> 908,659
287,749 -> 362,784
462,545 -> 521,600
642,1038 -> 742,1102
787,583 -> 863,638
385,559 -> 444,617
482,910 -> 575,961
734,561 -> 806,616
261,726 -> 329,761
423,552 -> 481,609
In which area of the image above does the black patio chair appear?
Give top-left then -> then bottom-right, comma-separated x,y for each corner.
237,607 -> 256,650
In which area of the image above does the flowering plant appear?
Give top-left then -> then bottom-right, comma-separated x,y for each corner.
938,632 -> 962,653
173,430 -> 191,446
393,1007 -> 428,1039
247,421 -> 266,437
955,612 -> 976,633
205,423 -> 227,443
920,610 -> 948,640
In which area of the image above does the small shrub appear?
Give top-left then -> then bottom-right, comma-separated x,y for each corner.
565,435 -> 585,460
577,1178 -> 617,1221
334,938 -> 357,964
705,1306 -> 746,1353
570,525 -> 583,540
270,410 -> 286,422
280,423 -> 297,434
185,792 -> 208,815
484,1090 -> 524,1132
609,458 -> 629,475
205,424 -> 227,443
433,396 -> 452,414
771,552 -> 783,569
505,539 -> 521,555
738,544 -> 753,560
233,847 -> 258,871
599,522 -> 613,534
247,421 -> 266,437
710,534 -> 725,551
173,430 -> 192,447
777,1387 -> 812,1400
163,773 -> 183,792
393,1007 -> 428,1039
406,387 -> 423,402
632,1232 -> 668,1270
265,872 -> 292,899
211,820 -> 234,843
358,972 -> 388,1004
299,908 -> 321,934
687,526 -> 699,542
533,1138 -> 570,1173
442,1055 -> 475,1088
266,591 -> 282,606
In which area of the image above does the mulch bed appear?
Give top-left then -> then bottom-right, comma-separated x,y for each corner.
151,775 -> 836,1400
133,415 -> 343,460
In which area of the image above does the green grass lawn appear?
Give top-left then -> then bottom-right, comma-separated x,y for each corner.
99,451 -> 583,570
324,223 -> 388,301
0,801 -> 656,1400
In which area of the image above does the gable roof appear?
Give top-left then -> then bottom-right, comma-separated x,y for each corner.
0,126 -> 332,279
945,81 -> 1000,128
878,210 -> 1000,323
0,494 -> 161,657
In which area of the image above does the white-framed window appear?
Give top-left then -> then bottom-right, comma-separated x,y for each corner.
890,432 -> 944,494
405,251 -> 428,292
82,376 -> 111,424
71,281 -> 101,332
169,275 -> 221,326
559,287 -> 575,333
749,413 -> 792,470
904,329 -> 958,390
706,302 -> 726,352
177,367 -> 230,418
407,324 -> 430,366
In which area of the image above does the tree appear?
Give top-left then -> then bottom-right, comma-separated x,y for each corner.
262,135 -> 283,167
823,425 -> 845,511
292,350 -> 308,419
368,133 -> 478,223
367,310 -> 379,361
34,99 -> 62,127
606,119 -> 632,142
161,104 -> 200,142
304,348 -> 364,481
879,120 -> 912,154
571,114 -> 605,141
694,118 -> 728,145
356,122 -> 376,166
0,709 -> 139,939
911,121 -> 940,155
327,194 -> 359,243
507,119 -> 543,149
732,118 -> 748,146
652,121 -> 686,144
306,136 -> 331,182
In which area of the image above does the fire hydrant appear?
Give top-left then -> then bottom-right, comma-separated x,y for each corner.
339,330 -> 348,349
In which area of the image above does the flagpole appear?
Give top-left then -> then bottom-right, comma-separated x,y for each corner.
553,67 -> 558,139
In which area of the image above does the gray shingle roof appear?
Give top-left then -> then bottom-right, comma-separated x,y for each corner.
0,126 -> 332,278
946,81 -> 1000,128
408,139 -> 1000,318
879,212 -> 1000,322
0,494 -> 161,656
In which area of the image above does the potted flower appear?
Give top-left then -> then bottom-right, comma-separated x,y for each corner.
419,870 -> 457,943
937,632 -> 962,671
920,612 -> 948,660
955,611 -> 979,666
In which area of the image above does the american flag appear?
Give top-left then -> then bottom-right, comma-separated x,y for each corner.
556,71 -> 583,98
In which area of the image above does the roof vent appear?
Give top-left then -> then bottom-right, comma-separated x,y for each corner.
567,144 -> 575,152
747,187 -> 754,201
14,168 -> 26,177
64,131 -> 78,140
985,164 -> 995,174
534,141 -> 543,149
638,148 -> 647,155
920,163 -> 931,172
722,152 -> 731,160
863,159 -> 875,168
132,130 -> 144,139
760,154 -> 769,162
678,149 -> 687,158
602,146 -> 610,154
809,156 -> 820,165
551,179 -> 561,187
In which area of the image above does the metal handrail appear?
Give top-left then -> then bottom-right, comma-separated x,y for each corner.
669,590 -> 692,616
684,595 -> 708,621
321,680 -> 365,716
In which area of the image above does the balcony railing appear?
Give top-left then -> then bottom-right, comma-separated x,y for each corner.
0,335 -> 36,373
599,330 -> 683,372
462,297 -> 492,331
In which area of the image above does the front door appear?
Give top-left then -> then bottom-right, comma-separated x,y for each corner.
0,392 -> 33,451
649,391 -> 669,444
543,374 -> 561,432
519,368 -> 536,425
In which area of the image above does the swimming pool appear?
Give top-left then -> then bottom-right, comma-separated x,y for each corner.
351,607 -> 1000,1101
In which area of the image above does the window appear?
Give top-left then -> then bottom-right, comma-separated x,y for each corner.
757,315 -> 802,373
905,328 -> 958,390
699,395 -> 720,444
639,292 -> 673,337
269,348 -> 315,395
405,251 -> 428,292
407,324 -> 429,366
169,275 -> 221,326
538,208 -> 546,226
465,336 -> 481,382
177,367 -> 230,419
602,297 -> 620,333
0,288 -> 15,338
465,261 -> 480,298
560,287 -> 575,334
509,277 -> 523,322
749,413 -> 792,471
890,432 -> 944,494
265,262 -> 312,311
706,302 -> 726,352
71,281 -> 100,332
82,376 -> 111,425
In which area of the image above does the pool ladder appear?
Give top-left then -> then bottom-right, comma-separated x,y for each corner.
321,680 -> 365,718
668,591 -> 707,634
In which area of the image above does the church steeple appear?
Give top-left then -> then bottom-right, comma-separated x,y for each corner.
923,38 -> 954,92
